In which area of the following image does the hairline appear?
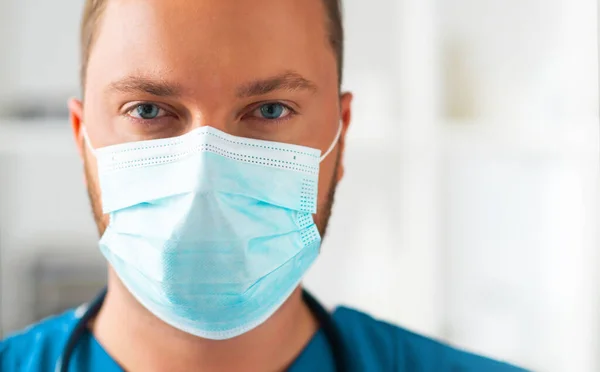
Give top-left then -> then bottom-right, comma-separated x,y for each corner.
79,0 -> 343,92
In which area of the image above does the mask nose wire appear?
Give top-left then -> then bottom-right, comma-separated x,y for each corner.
319,122 -> 343,163
82,124 -> 340,161
81,127 -> 97,157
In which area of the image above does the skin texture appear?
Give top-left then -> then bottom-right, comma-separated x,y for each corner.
68,0 -> 352,370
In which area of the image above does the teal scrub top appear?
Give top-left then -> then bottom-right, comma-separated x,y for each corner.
1,306 -> 527,371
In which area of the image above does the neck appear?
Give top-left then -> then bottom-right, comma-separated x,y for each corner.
91,269 -> 319,372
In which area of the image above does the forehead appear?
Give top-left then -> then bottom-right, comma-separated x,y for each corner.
85,0 -> 334,96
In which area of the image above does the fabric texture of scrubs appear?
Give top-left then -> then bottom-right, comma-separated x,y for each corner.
1,305 -> 527,371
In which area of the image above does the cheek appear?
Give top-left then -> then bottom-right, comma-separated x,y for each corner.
83,151 -> 109,221
91,177 -> 109,222
314,155 -> 336,219
103,214 -> 111,229
91,177 -> 110,233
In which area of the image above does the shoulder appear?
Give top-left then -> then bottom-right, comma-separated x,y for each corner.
332,307 -> 528,372
1,308 -> 81,372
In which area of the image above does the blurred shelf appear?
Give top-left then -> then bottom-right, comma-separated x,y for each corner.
442,117 -> 599,159
0,118 -> 75,156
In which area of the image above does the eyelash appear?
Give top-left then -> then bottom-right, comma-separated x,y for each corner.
122,101 -> 297,126
243,102 -> 297,123
123,102 -> 173,123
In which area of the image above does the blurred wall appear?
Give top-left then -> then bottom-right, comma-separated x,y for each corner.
0,0 -> 598,371
0,0 -> 81,111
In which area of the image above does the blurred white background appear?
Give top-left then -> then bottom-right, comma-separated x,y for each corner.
0,0 -> 598,371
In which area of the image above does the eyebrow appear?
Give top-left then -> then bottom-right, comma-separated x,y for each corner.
107,76 -> 183,97
106,71 -> 317,98
236,71 -> 318,98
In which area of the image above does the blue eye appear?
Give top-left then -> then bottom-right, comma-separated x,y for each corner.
255,103 -> 291,120
129,103 -> 164,120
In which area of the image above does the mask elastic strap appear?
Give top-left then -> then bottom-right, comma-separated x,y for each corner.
81,127 -> 97,157
320,122 -> 343,163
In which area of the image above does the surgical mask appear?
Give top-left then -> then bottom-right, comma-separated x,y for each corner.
83,124 -> 341,340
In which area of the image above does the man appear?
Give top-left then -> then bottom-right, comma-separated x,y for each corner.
1,0 -> 526,371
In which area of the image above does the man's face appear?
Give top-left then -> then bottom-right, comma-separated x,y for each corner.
70,0 -> 352,236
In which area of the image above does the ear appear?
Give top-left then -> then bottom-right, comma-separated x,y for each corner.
336,92 -> 353,182
68,98 -> 85,159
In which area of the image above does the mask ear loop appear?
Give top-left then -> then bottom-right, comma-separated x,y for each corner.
320,122 -> 343,163
81,127 -> 97,157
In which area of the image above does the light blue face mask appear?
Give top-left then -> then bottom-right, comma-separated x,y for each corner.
83,125 -> 341,340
